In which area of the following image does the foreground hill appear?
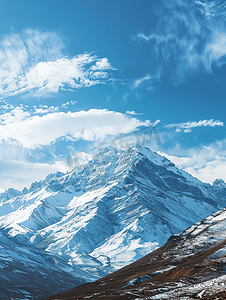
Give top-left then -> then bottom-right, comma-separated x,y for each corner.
0,145 -> 225,298
45,206 -> 226,299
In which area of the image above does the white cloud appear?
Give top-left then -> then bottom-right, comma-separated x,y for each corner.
0,108 -> 149,148
185,162 -> 226,185
153,119 -> 161,126
0,107 -> 30,125
61,101 -> 77,108
165,119 -> 224,132
126,111 -> 143,116
34,106 -> 59,114
158,152 -> 192,169
0,159 -> 68,191
90,57 -> 116,71
0,30 -> 116,98
159,139 -> 226,184
61,102 -> 69,108
70,100 -> 77,105
133,0 -> 226,83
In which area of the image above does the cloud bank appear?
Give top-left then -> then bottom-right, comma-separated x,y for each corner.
0,108 -> 150,148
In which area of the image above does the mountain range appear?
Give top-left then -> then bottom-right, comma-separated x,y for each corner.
45,206 -> 226,299
0,145 -> 225,299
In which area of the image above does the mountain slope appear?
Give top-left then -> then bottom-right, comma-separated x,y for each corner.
0,231 -> 85,300
44,206 -> 226,300
0,145 -> 224,299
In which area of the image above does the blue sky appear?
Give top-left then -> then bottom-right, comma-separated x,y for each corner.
0,0 -> 226,190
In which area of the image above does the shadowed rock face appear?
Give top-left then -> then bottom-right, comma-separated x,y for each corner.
44,207 -> 226,300
0,146 -> 225,299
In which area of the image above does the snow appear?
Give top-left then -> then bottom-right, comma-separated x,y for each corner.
149,275 -> 226,299
0,145 -> 223,299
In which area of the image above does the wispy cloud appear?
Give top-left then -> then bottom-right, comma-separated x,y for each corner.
123,93 -> 129,102
133,0 -> 226,83
0,29 -> 117,98
165,119 -> 224,133
131,68 -> 162,90
105,95 -> 110,103
194,0 -> 226,19
132,74 -> 152,89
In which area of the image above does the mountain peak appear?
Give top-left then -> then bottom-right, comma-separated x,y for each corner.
213,178 -> 226,188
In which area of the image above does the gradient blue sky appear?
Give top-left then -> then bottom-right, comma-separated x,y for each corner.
0,0 -> 226,190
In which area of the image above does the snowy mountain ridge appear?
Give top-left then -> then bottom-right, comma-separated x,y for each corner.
0,145 -> 225,299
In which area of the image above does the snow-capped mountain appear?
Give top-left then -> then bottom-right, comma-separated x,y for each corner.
46,206 -> 226,299
0,145 -> 224,299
